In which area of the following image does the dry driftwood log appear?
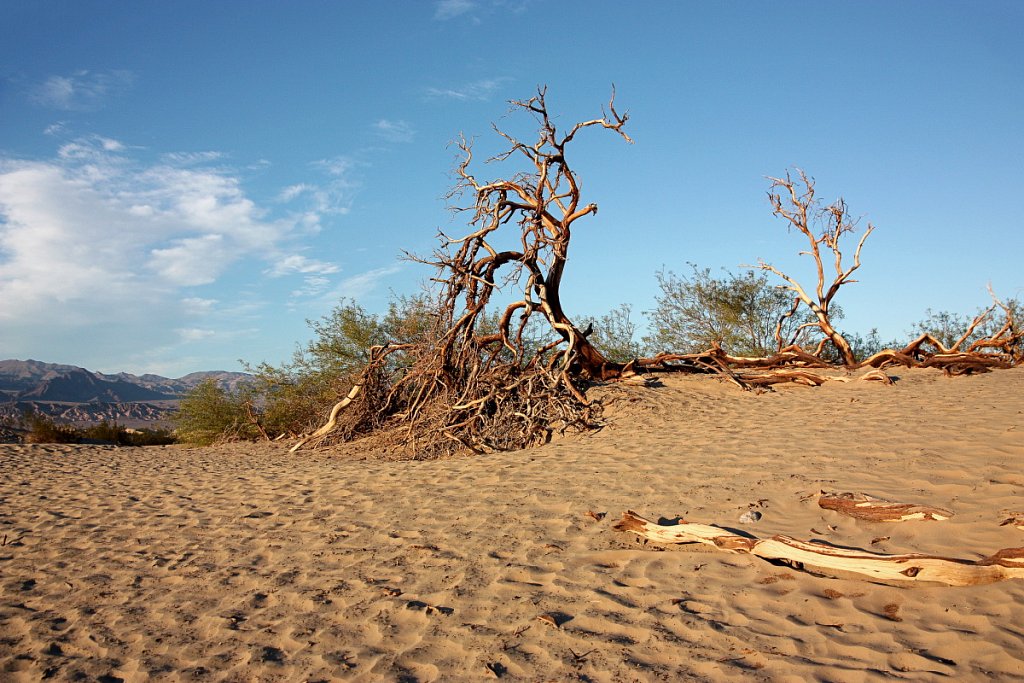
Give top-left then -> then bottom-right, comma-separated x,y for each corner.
614,511 -> 1024,586
818,491 -> 953,522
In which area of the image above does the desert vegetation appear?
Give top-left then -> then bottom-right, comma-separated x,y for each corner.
7,412 -> 177,446
173,88 -> 1021,454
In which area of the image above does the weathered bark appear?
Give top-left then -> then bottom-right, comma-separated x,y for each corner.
614,511 -> 1024,586
440,86 -> 635,383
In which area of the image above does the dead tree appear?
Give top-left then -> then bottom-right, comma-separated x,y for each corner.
293,88 -> 638,456
756,170 -> 873,367
435,85 -> 635,384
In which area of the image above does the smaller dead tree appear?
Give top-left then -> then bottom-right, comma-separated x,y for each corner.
861,286 -> 1023,374
756,169 -> 873,367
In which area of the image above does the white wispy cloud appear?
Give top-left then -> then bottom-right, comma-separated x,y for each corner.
267,255 -> 344,300
304,155 -> 360,217
266,254 -> 340,277
181,297 -> 218,315
176,327 -> 216,342
434,0 -> 476,20
425,77 -> 512,102
43,122 -> 68,136
316,155 -> 355,177
323,264 -> 405,302
161,151 -> 224,165
372,119 -> 415,143
30,70 -> 135,111
278,183 -> 315,202
0,136 -> 389,370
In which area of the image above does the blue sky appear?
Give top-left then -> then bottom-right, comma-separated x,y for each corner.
2,1 -> 1022,376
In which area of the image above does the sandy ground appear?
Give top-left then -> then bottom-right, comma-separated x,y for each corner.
2,368 -> 1023,682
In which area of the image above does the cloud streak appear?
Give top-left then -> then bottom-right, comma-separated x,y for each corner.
434,0 -> 476,20
30,70 -> 135,111
424,77 -> 512,102
373,119 -> 415,143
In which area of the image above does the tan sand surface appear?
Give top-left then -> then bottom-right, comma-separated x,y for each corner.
2,368 -> 1023,681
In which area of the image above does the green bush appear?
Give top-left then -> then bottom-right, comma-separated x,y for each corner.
17,413 -> 178,446
124,427 -> 177,446
645,265 -> 826,356
80,420 -> 177,446
82,420 -> 129,445
579,304 -> 643,363
173,379 -> 259,445
244,298 -> 390,438
242,294 -> 444,440
911,299 -> 1021,351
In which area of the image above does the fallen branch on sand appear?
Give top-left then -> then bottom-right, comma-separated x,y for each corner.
818,491 -> 953,522
613,510 -> 1024,586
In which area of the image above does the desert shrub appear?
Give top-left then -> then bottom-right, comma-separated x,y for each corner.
237,294 -> 445,441
645,265 -> 823,356
17,413 -> 177,446
82,420 -> 130,445
79,420 -> 178,446
245,298 -> 390,438
912,309 -> 972,350
24,412 -> 81,444
828,328 -> 904,363
382,292 -> 441,347
173,379 -> 259,445
579,304 -> 644,363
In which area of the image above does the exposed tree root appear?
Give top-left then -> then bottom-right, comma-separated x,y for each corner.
614,510 -> 1024,586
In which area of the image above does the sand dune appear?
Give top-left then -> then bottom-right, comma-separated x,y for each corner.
2,368 -> 1023,681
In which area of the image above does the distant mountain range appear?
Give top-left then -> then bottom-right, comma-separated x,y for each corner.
0,359 -> 252,427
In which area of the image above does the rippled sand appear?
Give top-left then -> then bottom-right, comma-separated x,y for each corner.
2,368 -> 1023,681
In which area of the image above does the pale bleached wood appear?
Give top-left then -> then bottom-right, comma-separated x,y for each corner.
289,382 -> 363,452
818,491 -> 953,522
614,510 -> 1024,586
